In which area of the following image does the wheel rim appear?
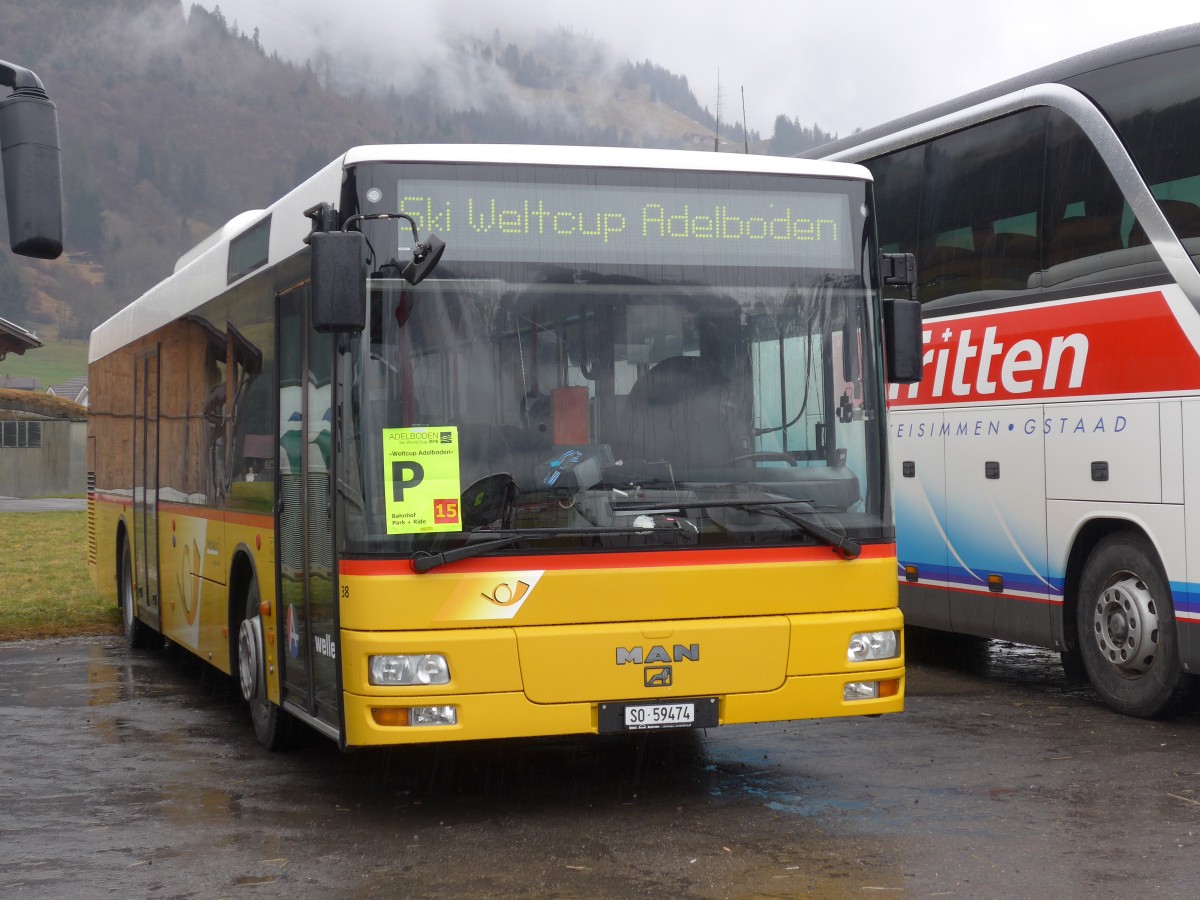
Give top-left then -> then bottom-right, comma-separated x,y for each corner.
1091,573 -> 1159,676
120,549 -> 134,635
238,617 -> 261,703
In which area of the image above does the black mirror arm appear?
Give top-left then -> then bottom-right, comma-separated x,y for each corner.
343,212 -> 420,245
0,60 -> 47,95
342,212 -> 445,285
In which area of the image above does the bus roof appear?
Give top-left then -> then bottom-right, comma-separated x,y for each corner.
89,145 -> 869,363
341,143 -> 870,178
805,21 -> 1200,160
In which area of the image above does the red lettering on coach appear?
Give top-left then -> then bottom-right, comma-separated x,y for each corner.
889,290 -> 1200,406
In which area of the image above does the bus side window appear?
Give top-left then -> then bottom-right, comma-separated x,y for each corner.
1067,43 -> 1200,261
870,148 -> 921,268
916,108 -> 1046,309
1043,110 -> 1129,284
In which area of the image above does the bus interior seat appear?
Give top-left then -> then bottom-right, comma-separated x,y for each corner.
919,244 -> 979,299
980,232 -> 1039,289
1046,216 -> 1122,268
1127,199 -> 1200,247
617,355 -> 738,470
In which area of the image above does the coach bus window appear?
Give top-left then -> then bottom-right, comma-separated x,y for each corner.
917,109 -> 1046,310
1041,108 -> 1162,289
1068,44 -> 1200,270
870,147 -> 921,258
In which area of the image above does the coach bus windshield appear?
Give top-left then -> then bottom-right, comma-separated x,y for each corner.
338,163 -> 887,557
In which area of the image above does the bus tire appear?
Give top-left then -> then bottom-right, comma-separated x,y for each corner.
119,535 -> 152,650
1076,533 -> 1195,719
239,574 -> 293,751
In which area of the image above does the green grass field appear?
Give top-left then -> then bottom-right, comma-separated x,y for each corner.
0,339 -> 89,390
0,511 -> 120,640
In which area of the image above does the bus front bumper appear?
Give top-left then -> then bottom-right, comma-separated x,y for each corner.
341,665 -> 904,747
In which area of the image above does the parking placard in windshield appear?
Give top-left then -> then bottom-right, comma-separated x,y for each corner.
381,426 -> 463,534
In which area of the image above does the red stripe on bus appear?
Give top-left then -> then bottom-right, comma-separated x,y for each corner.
139,500 -> 273,530
340,542 -> 896,576
900,580 -> 1059,605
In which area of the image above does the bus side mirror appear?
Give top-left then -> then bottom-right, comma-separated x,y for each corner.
401,234 -> 445,286
0,75 -> 63,259
311,231 -> 367,333
880,252 -> 921,383
883,297 -> 922,384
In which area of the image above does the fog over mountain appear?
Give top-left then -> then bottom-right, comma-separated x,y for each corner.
197,0 -> 1200,138
3,0 -> 835,353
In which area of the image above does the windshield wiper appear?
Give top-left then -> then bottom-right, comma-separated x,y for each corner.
609,498 -> 861,560
411,523 -> 692,573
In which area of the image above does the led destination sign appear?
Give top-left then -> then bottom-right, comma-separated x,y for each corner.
389,179 -> 854,269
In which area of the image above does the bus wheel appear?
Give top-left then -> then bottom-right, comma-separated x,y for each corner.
1076,533 -> 1195,719
119,536 -> 152,650
238,575 -> 293,751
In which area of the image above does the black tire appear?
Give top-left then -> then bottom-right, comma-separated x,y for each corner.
1076,533 -> 1195,719
238,575 -> 294,751
119,536 -> 152,650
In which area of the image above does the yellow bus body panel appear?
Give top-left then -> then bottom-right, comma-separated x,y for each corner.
338,551 -> 903,747
339,550 -> 898,630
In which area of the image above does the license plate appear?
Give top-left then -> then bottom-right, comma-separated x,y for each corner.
598,697 -> 718,733
626,702 -> 694,730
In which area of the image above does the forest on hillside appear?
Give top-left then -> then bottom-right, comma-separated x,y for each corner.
0,0 -> 838,343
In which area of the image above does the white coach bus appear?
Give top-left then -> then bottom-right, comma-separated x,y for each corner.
807,24 -> 1200,718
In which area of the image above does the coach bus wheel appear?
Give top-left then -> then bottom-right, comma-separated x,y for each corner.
239,575 -> 293,751
1076,533 -> 1195,719
119,536 -> 151,650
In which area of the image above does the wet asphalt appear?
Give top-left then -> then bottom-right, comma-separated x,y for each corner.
1,633 -> 1198,898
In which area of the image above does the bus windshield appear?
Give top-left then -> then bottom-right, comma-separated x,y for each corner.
339,163 -> 886,556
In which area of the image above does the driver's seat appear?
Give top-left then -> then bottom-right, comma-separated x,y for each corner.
618,356 -> 739,470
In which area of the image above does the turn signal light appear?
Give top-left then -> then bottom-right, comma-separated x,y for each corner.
371,705 -> 458,727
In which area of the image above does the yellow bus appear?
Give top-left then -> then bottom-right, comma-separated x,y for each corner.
88,145 -> 919,750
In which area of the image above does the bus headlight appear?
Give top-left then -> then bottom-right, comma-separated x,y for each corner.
843,679 -> 900,701
410,705 -> 457,726
369,653 -> 450,686
847,630 -> 899,662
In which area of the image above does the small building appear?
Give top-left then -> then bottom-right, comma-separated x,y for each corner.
47,375 -> 89,407
0,315 -> 41,362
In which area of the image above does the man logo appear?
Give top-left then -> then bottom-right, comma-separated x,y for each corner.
645,666 -> 672,687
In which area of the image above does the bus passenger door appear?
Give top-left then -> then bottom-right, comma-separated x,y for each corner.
944,405 -> 1049,642
277,287 -> 340,735
132,349 -> 162,632
891,409 -> 950,629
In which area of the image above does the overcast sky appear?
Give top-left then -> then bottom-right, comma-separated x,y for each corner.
193,1 -> 1198,137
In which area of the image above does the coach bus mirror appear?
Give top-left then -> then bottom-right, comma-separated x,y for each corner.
882,297 -> 923,384
880,252 -> 917,300
0,63 -> 64,259
311,231 -> 367,333
400,234 -> 446,285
